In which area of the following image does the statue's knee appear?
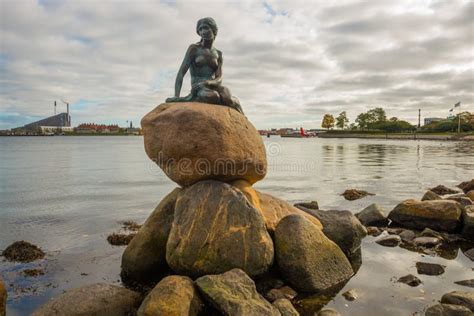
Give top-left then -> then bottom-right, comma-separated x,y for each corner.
198,90 -> 220,104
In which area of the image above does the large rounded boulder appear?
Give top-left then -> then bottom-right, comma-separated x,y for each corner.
166,180 -> 274,278
141,103 -> 267,187
275,214 -> 354,293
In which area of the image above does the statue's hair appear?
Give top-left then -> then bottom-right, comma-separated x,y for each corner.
196,17 -> 218,36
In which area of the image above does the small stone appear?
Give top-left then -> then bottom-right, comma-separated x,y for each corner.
318,308 -> 341,316
341,189 -> 374,201
356,203 -> 388,226
441,291 -> 474,311
294,201 -> 319,210
265,286 -> 297,302
137,275 -> 202,316
399,230 -> 416,242
421,228 -> 444,240
375,235 -> 401,247
464,248 -> 474,261
195,269 -> 280,316
430,185 -> 459,195
462,205 -> 474,241
397,274 -> 422,287
342,289 -> 358,301
458,179 -> 474,194
272,299 -> 299,316
422,190 -> 442,201
2,241 -> 45,263
413,237 -> 442,248
425,303 -> 472,316
385,227 -> 405,235
367,226 -> 382,236
454,280 -> 474,288
416,262 -> 445,276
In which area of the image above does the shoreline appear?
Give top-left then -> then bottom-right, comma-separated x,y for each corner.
317,133 -> 474,141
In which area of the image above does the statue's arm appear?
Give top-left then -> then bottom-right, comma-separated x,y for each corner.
174,45 -> 194,97
206,50 -> 223,87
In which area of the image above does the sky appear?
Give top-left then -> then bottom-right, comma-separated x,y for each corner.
0,0 -> 472,130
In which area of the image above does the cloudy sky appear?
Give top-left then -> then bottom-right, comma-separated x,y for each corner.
0,0 -> 472,130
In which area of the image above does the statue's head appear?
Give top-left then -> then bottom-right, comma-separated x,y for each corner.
196,17 -> 218,40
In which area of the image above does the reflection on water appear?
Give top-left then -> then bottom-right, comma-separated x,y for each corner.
1,136 -> 473,315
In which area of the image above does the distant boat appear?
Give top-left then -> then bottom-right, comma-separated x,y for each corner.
281,127 -> 317,138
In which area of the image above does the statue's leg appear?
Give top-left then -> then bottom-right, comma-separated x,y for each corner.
166,93 -> 193,103
216,86 -> 244,114
196,87 -> 221,104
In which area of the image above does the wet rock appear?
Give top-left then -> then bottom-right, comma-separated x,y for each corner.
137,275 -> 203,316
107,233 -> 136,246
454,280 -> 474,288
413,237 -> 442,248
397,274 -> 422,287
461,205 -> 474,241
422,190 -> 442,201
356,203 -> 389,226
166,181 -> 273,278
255,190 -> 322,234
317,308 -> 341,316
367,226 -> 383,236
430,185 -> 459,196
0,277 -> 6,316
421,228 -> 445,240
255,275 -> 285,295
425,303 -> 473,316
294,201 -> 319,210
342,289 -> 358,301
121,188 -> 180,282
385,227 -> 405,235
275,214 -> 354,293
341,189 -> 374,201
463,248 -> 474,261
299,208 -> 367,259
141,102 -> 267,187
458,179 -> 474,194
272,298 -> 299,316
2,240 -> 45,262
441,291 -> 474,311
467,190 -> 474,201
447,196 -> 473,207
375,235 -> 401,247
388,199 -> 462,233
399,229 -> 416,242
32,283 -> 141,316
195,269 -> 280,316
416,262 -> 445,276
265,286 -> 297,302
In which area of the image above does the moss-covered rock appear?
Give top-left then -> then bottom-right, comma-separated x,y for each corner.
121,188 -> 181,282
195,269 -> 280,316
275,214 -> 354,293
137,275 -> 203,316
166,181 -> 274,278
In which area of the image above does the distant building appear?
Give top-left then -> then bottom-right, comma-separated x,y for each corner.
75,123 -> 120,133
24,112 -> 71,130
424,117 -> 444,125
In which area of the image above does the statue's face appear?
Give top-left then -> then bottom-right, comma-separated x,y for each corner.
198,23 -> 214,40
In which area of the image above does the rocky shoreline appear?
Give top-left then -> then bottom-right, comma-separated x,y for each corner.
1,103 -> 473,316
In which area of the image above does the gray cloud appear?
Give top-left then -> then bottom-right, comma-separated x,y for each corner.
0,0 -> 472,130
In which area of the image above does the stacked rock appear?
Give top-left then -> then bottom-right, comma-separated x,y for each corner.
120,102 -> 356,313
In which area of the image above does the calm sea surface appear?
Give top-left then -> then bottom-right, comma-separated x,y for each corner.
1,136 -> 473,315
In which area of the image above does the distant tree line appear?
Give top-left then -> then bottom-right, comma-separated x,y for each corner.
321,108 -> 473,133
